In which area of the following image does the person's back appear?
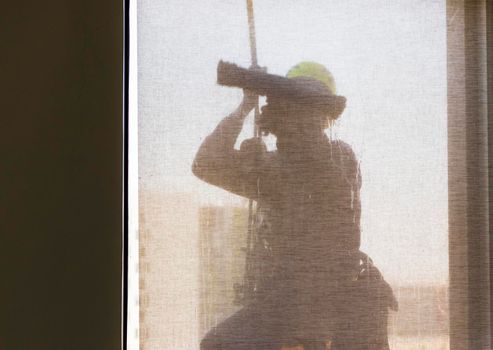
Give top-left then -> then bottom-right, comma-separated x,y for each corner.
254,137 -> 358,263
254,136 -> 363,341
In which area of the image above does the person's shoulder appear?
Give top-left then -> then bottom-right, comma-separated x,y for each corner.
329,139 -> 357,162
328,138 -> 361,184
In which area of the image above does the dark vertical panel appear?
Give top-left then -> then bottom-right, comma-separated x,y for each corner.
448,1 -> 470,349
123,0 -> 130,348
449,0 -> 491,349
0,1 -> 123,349
487,0 -> 493,343
464,1 -> 490,349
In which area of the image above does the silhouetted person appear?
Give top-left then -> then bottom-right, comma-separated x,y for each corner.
193,62 -> 396,350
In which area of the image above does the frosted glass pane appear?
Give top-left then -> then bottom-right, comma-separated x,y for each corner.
138,1 -> 448,349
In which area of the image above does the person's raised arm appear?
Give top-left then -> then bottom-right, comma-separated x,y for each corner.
192,91 -> 264,199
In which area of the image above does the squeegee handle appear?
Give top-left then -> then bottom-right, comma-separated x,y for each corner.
246,0 -> 258,67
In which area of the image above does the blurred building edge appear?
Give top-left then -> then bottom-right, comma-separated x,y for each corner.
198,206 -> 249,337
389,285 -> 449,338
139,190 -> 200,350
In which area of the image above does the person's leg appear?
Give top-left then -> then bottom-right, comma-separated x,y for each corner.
299,339 -> 330,350
200,308 -> 255,350
330,298 -> 390,350
200,305 -> 285,350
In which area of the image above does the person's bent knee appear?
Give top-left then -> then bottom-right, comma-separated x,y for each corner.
200,331 -> 222,350
200,335 -> 215,350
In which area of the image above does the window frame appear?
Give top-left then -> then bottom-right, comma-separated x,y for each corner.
447,1 -> 492,349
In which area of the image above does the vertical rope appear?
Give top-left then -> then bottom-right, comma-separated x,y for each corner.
246,0 -> 261,138
244,0 -> 260,303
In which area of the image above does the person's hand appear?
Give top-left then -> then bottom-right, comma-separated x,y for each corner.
231,65 -> 266,119
239,89 -> 258,115
230,89 -> 258,119
240,65 -> 267,114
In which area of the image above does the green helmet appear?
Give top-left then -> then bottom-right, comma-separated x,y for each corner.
286,61 -> 337,95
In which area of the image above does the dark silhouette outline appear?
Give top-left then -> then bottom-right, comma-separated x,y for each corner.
193,65 -> 397,350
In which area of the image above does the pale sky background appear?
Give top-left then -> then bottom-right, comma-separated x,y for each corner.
138,0 -> 448,285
